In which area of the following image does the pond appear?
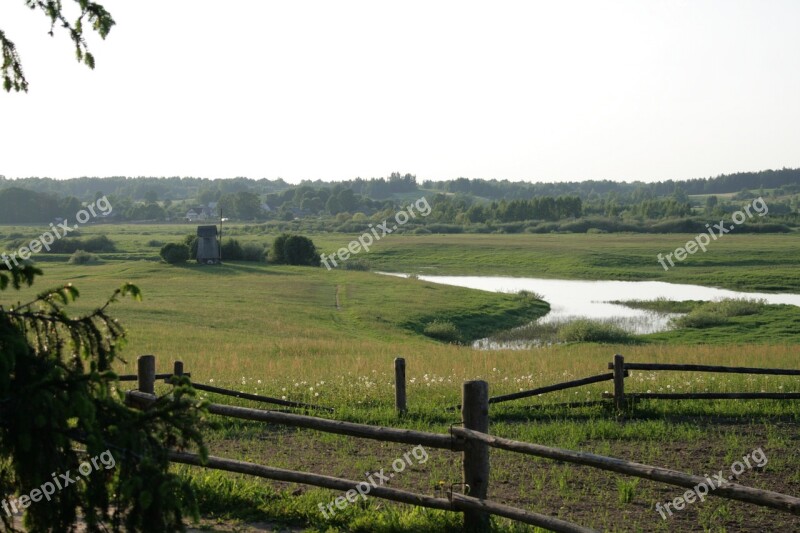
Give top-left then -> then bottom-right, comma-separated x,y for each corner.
382,274 -> 800,348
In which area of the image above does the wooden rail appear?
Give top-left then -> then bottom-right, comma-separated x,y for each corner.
169,450 -> 598,533
607,392 -> 800,400
449,372 -> 626,411
127,390 -> 459,451
451,427 -> 800,515
190,382 -> 333,412
118,373 -> 189,382
608,355 -> 800,408
609,362 -> 800,376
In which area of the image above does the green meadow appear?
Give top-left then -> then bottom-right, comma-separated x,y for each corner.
2,226 -> 800,532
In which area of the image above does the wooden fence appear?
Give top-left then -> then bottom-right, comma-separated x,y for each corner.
605,354 -> 800,409
123,355 -> 800,532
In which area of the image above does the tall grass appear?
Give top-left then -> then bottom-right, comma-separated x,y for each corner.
671,298 -> 767,329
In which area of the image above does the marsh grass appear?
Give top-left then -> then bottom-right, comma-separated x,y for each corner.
611,297 -> 700,314
557,318 -> 636,344
671,298 -> 768,329
481,316 -> 642,347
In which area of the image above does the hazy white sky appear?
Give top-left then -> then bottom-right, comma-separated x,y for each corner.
1,0 -> 798,183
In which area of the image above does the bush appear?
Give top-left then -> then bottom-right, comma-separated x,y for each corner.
221,239 -> 244,260
183,235 -> 198,259
557,319 -> 634,343
147,239 -> 164,247
423,319 -> 461,343
270,234 -> 320,266
241,243 -> 267,262
160,243 -> 190,264
67,249 -> 100,265
46,235 -> 116,254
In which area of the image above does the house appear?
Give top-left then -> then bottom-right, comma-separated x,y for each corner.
186,203 -> 219,222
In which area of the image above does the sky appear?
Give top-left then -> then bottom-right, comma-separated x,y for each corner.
0,0 -> 798,184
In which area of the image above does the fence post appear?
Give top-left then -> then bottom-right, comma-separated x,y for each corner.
137,354 -> 156,395
395,357 -> 407,415
461,380 -> 490,533
173,360 -> 184,377
613,354 -> 625,410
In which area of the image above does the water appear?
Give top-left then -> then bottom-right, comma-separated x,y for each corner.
380,274 -> 800,347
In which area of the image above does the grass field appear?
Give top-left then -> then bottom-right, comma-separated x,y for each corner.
2,226 -> 800,531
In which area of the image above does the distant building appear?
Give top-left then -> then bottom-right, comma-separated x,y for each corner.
185,203 -> 219,222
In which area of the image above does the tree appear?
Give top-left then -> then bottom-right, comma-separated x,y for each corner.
234,191 -> 262,220
0,264 -> 207,530
2,1 -> 115,92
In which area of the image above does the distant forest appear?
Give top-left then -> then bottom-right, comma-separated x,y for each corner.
0,169 -> 798,233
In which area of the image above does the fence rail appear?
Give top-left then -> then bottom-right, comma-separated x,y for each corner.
190,382 -> 333,412
449,372 -> 627,411
609,362 -> 800,376
124,355 -> 800,532
609,354 -> 800,408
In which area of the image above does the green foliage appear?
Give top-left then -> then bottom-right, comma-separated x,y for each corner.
341,258 -> 370,271
706,298 -> 766,317
67,249 -> 101,265
160,243 -> 190,264
0,265 -> 207,530
241,242 -> 267,262
612,298 -> 701,314
557,319 -> 635,343
672,311 -> 730,329
670,298 -> 767,329
616,478 -> 639,504
220,238 -> 244,260
422,319 -> 461,343
40,235 -> 117,254
183,235 -> 198,260
1,1 -> 115,93
270,234 -> 320,266
516,289 -> 544,301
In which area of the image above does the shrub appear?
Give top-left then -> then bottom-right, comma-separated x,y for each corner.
183,235 -> 198,259
160,243 -> 190,264
46,235 -> 116,254
67,249 -> 100,265
423,319 -> 461,343
241,243 -> 267,262
270,234 -> 320,266
221,239 -> 244,260
147,239 -> 164,247
557,319 -> 633,343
